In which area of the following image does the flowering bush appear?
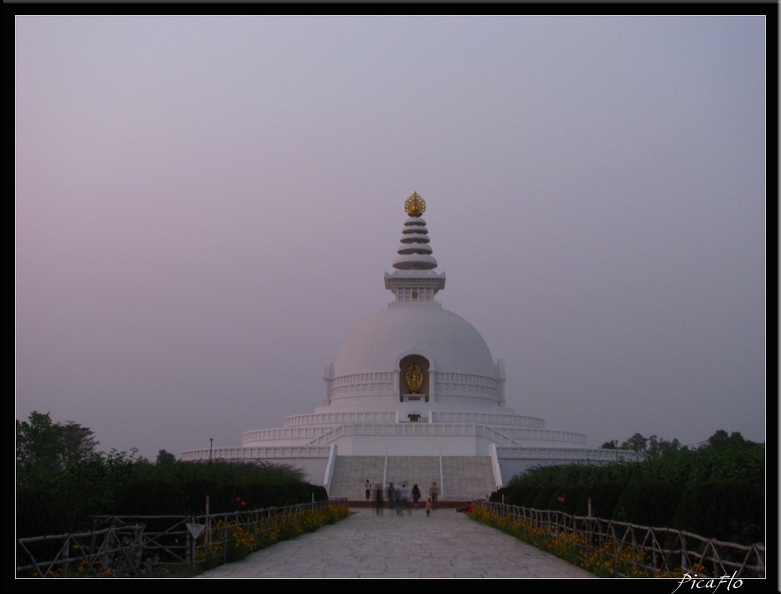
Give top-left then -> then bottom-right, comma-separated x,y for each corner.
195,538 -> 223,570
30,540 -> 169,578
195,519 -> 256,568
468,506 -> 704,578
196,504 -> 350,571
31,558 -> 114,578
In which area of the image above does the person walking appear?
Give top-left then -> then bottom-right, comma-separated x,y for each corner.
429,481 -> 440,510
364,479 -> 372,500
394,483 -> 406,516
411,483 -> 421,509
399,482 -> 411,515
425,497 -> 432,517
386,483 -> 396,512
373,483 -> 384,516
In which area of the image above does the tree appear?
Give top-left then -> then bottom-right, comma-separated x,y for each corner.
16,411 -> 98,472
647,435 -> 686,458
620,433 -> 648,454
61,421 -> 99,466
16,411 -> 65,471
156,449 -> 177,467
701,430 -> 748,450
600,440 -> 618,449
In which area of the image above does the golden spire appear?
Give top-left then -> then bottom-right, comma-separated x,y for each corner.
404,192 -> 426,218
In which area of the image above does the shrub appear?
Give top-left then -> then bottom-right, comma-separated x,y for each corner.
194,503 -> 351,571
530,484 -> 582,513
488,487 -> 510,503
234,480 -> 272,509
672,480 -> 764,544
181,477 -> 223,514
612,480 -> 682,527
532,485 -> 559,510
117,478 -> 182,515
309,484 -> 328,502
496,484 -> 540,508
16,479 -> 73,537
520,486 -> 540,508
469,504 -> 665,578
579,481 -> 624,519
557,484 -> 586,515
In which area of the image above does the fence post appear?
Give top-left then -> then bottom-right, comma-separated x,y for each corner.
205,496 -> 210,542
187,515 -> 194,567
62,535 -> 70,578
585,516 -> 592,558
104,526 -> 113,572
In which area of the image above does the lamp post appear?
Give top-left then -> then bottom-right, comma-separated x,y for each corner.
209,437 -> 213,463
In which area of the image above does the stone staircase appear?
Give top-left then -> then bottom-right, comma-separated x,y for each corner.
441,456 -> 497,501
328,456 -> 496,502
329,456 -> 387,501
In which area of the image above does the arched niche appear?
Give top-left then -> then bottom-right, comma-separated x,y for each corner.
399,355 -> 430,401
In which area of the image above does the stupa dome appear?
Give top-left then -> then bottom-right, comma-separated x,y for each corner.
332,302 -> 496,380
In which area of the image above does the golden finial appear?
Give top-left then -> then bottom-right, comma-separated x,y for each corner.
404,192 -> 426,217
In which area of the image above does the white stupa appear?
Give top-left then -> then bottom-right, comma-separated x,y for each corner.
181,193 -> 637,500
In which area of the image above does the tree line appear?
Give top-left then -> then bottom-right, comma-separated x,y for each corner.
493,430 -> 765,545
16,411 -> 327,538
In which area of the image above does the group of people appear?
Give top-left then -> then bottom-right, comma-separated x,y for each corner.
364,480 -> 441,517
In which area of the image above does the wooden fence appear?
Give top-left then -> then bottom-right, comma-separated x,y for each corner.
16,524 -> 147,577
16,499 -> 345,578
19,499 -> 764,578
476,501 -> 765,578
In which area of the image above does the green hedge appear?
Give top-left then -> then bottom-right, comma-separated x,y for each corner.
499,436 -> 765,545
575,481 -> 624,519
118,478 -> 182,515
612,480 -> 682,527
16,460 -> 328,537
672,480 -> 764,544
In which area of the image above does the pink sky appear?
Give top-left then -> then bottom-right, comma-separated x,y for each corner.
15,15 -> 767,460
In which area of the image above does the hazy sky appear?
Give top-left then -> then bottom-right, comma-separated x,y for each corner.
16,15 -> 767,461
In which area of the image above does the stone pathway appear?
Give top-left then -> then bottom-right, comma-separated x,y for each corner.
196,507 -> 595,579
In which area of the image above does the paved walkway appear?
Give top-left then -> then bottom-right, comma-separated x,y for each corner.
196,507 -> 595,579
